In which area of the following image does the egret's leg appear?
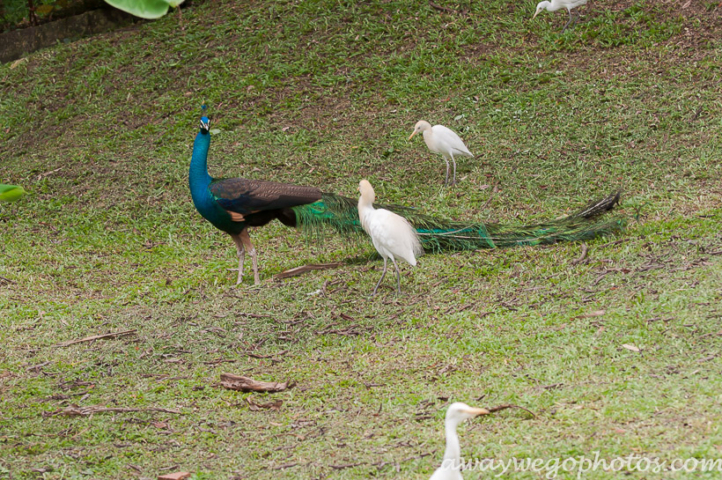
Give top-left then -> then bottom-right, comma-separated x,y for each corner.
571,10 -> 580,29
451,155 -> 457,186
372,258 -> 388,296
562,9 -> 572,31
442,158 -> 449,186
230,233 -> 246,284
391,257 -> 402,294
239,229 -> 260,285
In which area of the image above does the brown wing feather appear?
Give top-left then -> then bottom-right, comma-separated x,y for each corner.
210,178 -> 322,214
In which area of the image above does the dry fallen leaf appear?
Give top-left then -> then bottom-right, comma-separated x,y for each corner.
220,373 -> 295,393
622,344 -> 640,352
247,398 -> 283,411
158,472 -> 191,480
10,58 -> 28,69
578,310 -> 606,319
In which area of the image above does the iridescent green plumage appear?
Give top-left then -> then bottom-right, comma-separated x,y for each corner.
293,191 -> 624,251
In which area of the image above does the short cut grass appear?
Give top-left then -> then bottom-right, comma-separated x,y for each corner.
1,0 -> 722,478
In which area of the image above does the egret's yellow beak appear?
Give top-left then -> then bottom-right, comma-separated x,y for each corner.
533,10 -> 540,19
408,130 -> 417,141
464,407 -> 491,416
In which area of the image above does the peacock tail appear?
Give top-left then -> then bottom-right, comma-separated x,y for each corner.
292,193 -> 362,241
292,191 -> 625,251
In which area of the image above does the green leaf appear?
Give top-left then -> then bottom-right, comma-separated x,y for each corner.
103,0 -> 170,19
35,5 -> 55,14
0,184 -> 27,202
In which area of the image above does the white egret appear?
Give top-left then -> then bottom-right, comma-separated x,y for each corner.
408,120 -> 474,186
357,179 -> 423,295
429,402 -> 490,480
533,0 -> 588,32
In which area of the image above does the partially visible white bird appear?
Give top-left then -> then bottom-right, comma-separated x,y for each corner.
409,121 -> 474,186
429,402 -> 490,480
533,0 -> 588,32
357,179 -> 423,295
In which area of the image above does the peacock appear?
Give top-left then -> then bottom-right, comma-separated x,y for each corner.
189,111 -> 625,285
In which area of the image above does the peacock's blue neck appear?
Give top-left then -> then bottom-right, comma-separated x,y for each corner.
189,130 -> 213,196
189,129 -> 230,230
188,126 -> 245,235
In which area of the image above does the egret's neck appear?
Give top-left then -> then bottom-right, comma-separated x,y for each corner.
443,421 -> 462,465
189,131 -> 212,192
358,193 -> 375,212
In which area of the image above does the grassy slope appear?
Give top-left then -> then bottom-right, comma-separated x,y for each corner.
1,0 -> 722,478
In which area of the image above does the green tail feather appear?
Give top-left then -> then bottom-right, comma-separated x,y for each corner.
292,192 -> 625,251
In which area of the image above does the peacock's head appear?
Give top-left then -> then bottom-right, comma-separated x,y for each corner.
200,116 -> 210,134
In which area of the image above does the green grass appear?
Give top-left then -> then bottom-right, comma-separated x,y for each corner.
2,0 -> 722,478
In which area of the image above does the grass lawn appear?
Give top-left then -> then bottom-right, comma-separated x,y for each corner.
1,0 -> 722,478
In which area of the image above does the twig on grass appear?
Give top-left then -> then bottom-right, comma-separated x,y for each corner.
330,462 -> 365,470
247,350 -> 289,359
274,262 -> 343,280
571,243 -> 588,265
55,330 -> 137,347
480,184 -> 498,212
46,405 -> 183,417
485,404 -> 537,418
429,0 -> 459,14
268,463 -> 299,470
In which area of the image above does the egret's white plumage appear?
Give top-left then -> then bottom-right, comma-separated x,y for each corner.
357,179 -> 423,295
409,120 -> 474,186
429,402 -> 490,480
533,0 -> 588,31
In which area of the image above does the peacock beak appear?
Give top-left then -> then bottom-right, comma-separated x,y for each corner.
408,130 -> 417,141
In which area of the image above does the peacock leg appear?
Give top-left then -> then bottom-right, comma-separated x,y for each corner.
239,229 -> 260,285
372,258 -> 388,296
230,233 -> 246,284
391,257 -> 402,294
444,157 -> 450,186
